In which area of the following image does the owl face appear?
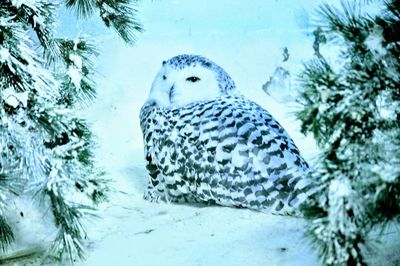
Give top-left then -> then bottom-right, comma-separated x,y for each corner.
147,55 -> 236,108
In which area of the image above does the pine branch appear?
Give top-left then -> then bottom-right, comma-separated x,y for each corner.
65,0 -> 143,45
317,0 -> 374,45
0,216 -> 14,252
57,38 -> 99,106
297,0 -> 400,264
38,148 -> 100,261
46,189 -> 90,261
296,58 -> 339,144
65,0 -> 96,18
27,1 -> 61,63
99,0 -> 143,44
2,0 -> 61,63
1,0 -> 119,261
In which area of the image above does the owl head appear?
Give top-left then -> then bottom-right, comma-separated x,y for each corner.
146,54 -> 236,107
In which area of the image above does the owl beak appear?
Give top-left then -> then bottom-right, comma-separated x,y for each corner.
168,85 -> 175,103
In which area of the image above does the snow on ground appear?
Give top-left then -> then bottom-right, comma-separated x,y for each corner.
76,150 -> 319,266
2,1 -> 399,265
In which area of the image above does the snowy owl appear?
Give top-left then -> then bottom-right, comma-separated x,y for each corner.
140,54 -> 313,215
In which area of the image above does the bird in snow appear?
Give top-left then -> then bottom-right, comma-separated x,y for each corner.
140,54 -> 314,215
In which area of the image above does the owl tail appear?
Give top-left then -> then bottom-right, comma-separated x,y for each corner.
284,169 -> 319,216
255,168 -> 319,216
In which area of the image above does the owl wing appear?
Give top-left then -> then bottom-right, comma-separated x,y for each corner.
167,95 -> 313,214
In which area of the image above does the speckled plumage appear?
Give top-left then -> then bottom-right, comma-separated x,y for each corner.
140,55 -> 313,215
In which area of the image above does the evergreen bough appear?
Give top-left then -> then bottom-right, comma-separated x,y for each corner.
297,0 -> 400,265
0,0 -> 142,262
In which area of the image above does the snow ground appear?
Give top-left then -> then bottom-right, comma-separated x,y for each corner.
2,1 -> 399,265
77,150 -> 320,266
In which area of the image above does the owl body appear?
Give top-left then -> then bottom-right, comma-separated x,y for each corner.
140,55 -> 313,215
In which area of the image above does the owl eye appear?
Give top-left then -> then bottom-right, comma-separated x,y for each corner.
186,76 -> 201,82
163,75 -> 167,80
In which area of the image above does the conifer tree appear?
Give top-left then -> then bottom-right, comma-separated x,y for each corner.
0,0 -> 141,262
296,1 -> 399,265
